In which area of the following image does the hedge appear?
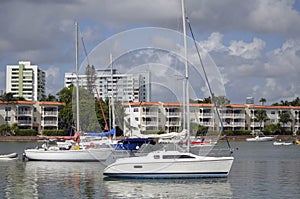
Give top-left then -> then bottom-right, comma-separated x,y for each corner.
15,129 -> 37,136
42,130 -> 66,136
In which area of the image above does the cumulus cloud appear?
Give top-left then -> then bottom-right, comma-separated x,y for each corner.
228,38 -> 266,59
0,0 -> 300,104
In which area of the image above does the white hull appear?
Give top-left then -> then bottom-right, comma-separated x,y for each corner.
24,148 -> 126,162
273,141 -> 293,146
246,136 -> 274,142
104,150 -> 234,179
0,152 -> 18,161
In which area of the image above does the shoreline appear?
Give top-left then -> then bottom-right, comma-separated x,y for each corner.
1,135 -> 299,142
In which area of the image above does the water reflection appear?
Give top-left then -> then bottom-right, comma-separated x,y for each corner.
103,178 -> 232,198
8,162 -> 107,199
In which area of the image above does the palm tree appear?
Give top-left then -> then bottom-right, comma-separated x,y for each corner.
259,98 -> 266,105
279,111 -> 292,131
254,109 -> 269,131
0,92 -> 16,136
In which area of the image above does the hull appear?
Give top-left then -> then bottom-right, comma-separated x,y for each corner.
273,141 -> 292,146
24,148 -> 114,162
0,153 -> 18,161
104,151 -> 234,179
246,136 -> 274,142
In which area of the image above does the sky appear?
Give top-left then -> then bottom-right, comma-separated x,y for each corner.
1,0 -> 300,105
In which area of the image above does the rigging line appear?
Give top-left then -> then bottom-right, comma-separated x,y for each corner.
186,17 -> 233,153
81,36 -> 109,131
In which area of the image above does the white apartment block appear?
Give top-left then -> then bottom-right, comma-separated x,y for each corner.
6,61 -> 46,101
123,102 -> 300,136
0,100 -> 64,134
64,68 -> 151,102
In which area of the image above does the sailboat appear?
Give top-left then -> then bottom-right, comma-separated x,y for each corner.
24,22 -> 130,162
103,0 -> 234,178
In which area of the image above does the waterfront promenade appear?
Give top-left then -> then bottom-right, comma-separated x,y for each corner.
1,135 -> 299,142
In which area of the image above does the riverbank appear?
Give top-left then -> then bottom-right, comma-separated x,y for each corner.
1,135 -> 299,142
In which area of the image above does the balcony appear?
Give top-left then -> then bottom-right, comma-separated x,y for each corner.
18,120 -> 32,126
42,120 -> 58,126
18,111 -> 32,116
166,112 -> 181,117
141,111 -> 158,116
165,121 -> 181,126
141,121 -> 158,126
43,111 -> 58,116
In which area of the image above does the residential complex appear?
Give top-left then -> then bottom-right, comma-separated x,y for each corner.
0,100 -> 64,133
6,61 -> 46,101
64,68 -> 151,102
123,102 -> 300,136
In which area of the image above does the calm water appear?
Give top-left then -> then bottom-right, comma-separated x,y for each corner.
1,141 -> 300,199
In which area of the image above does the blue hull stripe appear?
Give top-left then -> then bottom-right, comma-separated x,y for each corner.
104,172 -> 228,179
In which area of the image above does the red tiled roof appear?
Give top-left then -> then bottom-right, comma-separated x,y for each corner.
39,101 -> 65,106
0,100 -> 35,105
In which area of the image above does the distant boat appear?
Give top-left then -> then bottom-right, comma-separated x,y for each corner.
0,152 -> 18,161
273,141 -> 293,146
246,132 -> 274,142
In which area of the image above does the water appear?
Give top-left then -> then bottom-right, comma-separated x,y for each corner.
1,141 -> 300,198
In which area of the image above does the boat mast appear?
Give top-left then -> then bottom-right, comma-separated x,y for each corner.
110,53 -> 116,139
75,21 -> 80,132
181,0 -> 190,152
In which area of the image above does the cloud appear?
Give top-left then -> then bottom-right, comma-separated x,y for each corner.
0,0 -> 300,105
228,38 -> 266,59
45,66 -> 63,94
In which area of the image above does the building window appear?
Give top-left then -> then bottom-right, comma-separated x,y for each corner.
5,117 -> 11,122
134,108 -> 138,112
271,111 -> 275,114
5,107 -> 11,112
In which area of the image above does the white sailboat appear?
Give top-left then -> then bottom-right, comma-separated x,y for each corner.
24,22 -> 129,162
103,0 -> 234,178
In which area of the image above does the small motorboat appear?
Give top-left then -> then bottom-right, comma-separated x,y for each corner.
0,152 -> 18,161
273,141 -> 293,146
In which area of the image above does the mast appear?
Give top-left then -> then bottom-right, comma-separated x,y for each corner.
75,21 -> 80,132
110,53 -> 116,139
181,0 -> 190,152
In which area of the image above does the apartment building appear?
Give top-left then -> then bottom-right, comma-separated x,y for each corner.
64,68 -> 151,102
0,100 -> 64,134
6,61 -> 46,101
123,102 -> 300,136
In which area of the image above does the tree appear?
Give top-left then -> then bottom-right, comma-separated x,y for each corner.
279,111 -> 292,131
254,110 -> 269,131
40,93 -> 57,102
57,85 -> 75,131
85,65 -> 96,93
259,98 -> 266,105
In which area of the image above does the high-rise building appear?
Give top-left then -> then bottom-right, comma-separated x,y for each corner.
64,68 -> 151,102
6,61 -> 46,101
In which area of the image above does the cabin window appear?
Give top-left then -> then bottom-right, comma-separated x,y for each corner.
163,155 -> 195,159
133,165 -> 143,168
179,155 -> 195,159
153,155 -> 160,159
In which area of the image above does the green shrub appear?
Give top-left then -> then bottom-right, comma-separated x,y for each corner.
15,129 -> 37,136
222,130 -> 252,136
42,130 -> 66,136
